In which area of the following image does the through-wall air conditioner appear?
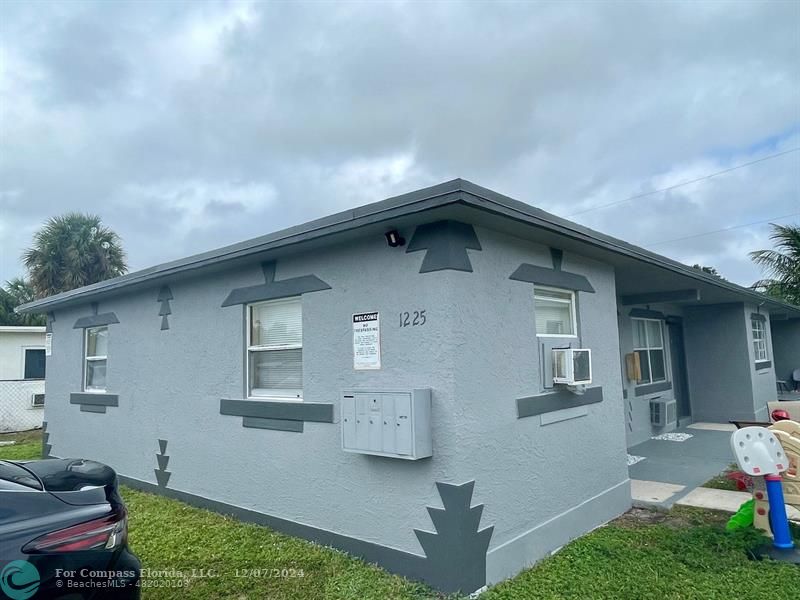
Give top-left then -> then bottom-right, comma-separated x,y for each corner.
31,393 -> 45,408
552,348 -> 592,386
649,398 -> 677,427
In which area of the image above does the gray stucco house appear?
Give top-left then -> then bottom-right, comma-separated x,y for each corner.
18,179 -> 800,593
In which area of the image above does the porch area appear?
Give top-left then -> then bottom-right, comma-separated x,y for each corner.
627,423 -> 735,508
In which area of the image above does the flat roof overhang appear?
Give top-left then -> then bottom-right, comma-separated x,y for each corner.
16,179 -> 800,319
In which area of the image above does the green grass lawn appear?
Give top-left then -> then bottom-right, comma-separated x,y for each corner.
0,428 -> 45,460
3,430 -> 799,599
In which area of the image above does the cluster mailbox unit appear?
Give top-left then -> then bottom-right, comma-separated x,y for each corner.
341,388 -> 433,460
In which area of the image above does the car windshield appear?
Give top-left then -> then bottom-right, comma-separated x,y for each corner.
0,461 -> 43,490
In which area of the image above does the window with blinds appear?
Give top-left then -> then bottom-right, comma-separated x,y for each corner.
248,297 -> 303,399
534,287 -> 576,337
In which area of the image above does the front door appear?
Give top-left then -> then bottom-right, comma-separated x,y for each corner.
667,317 -> 691,421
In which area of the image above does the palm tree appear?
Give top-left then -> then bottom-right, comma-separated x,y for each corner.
22,214 -> 128,298
0,278 -> 45,326
750,223 -> 800,306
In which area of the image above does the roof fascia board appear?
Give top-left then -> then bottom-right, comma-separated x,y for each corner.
17,185 -> 467,313
16,178 -> 800,318
454,184 -> 800,316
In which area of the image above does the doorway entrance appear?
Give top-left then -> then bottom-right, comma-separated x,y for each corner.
666,317 -> 691,424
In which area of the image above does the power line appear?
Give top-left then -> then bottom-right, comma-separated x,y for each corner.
646,212 -> 800,247
566,147 -> 800,218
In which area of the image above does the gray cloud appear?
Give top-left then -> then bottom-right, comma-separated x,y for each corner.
1,0 -> 798,289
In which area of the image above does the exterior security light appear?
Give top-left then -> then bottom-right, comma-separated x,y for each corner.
385,230 -> 405,248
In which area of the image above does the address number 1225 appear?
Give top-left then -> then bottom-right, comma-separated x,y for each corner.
400,310 -> 426,327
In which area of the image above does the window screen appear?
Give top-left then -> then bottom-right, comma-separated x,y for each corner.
248,298 -> 303,399
534,288 -> 576,336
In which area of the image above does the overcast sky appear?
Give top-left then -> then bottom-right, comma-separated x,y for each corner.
1,0 -> 798,289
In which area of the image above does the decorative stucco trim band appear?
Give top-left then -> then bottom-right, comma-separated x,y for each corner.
155,439 -> 171,487
750,313 -> 767,322
220,398 -> 334,424
517,386 -> 603,419
70,393 -> 118,414
70,392 -> 119,406
414,481 -> 493,593
509,264 -> 595,293
242,417 -> 304,432
41,421 -> 51,458
633,381 -> 672,397
118,475 -> 491,594
221,261 -> 331,307
73,313 -> 119,328
755,361 -> 772,371
405,220 -> 482,273
158,286 -> 173,330
628,308 -> 665,320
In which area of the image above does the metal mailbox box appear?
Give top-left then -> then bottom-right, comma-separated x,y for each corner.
341,388 -> 432,459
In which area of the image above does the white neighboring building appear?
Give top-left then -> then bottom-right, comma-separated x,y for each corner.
0,326 -> 46,432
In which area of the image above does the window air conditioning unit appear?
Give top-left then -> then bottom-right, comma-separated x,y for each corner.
649,398 -> 676,427
31,393 -> 45,408
552,348 -> 592,385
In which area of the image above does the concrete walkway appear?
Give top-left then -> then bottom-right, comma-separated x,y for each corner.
628,423 -> 735,508
628,422 -> 800,521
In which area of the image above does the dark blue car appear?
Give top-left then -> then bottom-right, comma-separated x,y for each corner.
0,458 -> 140,599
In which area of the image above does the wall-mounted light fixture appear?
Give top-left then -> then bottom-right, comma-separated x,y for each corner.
385,230 -> 406,248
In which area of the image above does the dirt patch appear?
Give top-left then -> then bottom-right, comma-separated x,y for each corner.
614,505 -> 728,530
0,428 -> 43,445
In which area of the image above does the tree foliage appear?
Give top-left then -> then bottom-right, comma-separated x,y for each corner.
691,264 -> 725,279
22,213 -> 128,298
0,278 -> 46,326
750,223 -> 800,306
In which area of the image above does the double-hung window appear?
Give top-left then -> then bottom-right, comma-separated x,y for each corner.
84,326 -> 108,392
752,318 -> 769,363
534,287 -> 577,337
248,297 -> 303,399
632,318 -> 666,384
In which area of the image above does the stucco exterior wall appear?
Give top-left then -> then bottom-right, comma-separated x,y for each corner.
772,319 -> 800,386
616,303 -> 685,447
743,303 -> 777,420
0,330 -> 46,432
44,233 -> 460,555
0,330 -> 46,380
42,220 -> 630,590
683,303 -> 771,422
446,227 -> 631,583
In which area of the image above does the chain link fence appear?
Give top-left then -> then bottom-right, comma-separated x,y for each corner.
0,380 -> 45,433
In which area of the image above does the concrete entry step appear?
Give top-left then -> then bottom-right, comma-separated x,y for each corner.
631,479 -> 686,505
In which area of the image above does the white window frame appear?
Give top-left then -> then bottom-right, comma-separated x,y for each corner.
21,346 -> 46,380
534,286 -> 578,338
83,326 -> 108,393
751,318 -> 769,363
632,317 -> 667,384
246,297 -> 303,401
